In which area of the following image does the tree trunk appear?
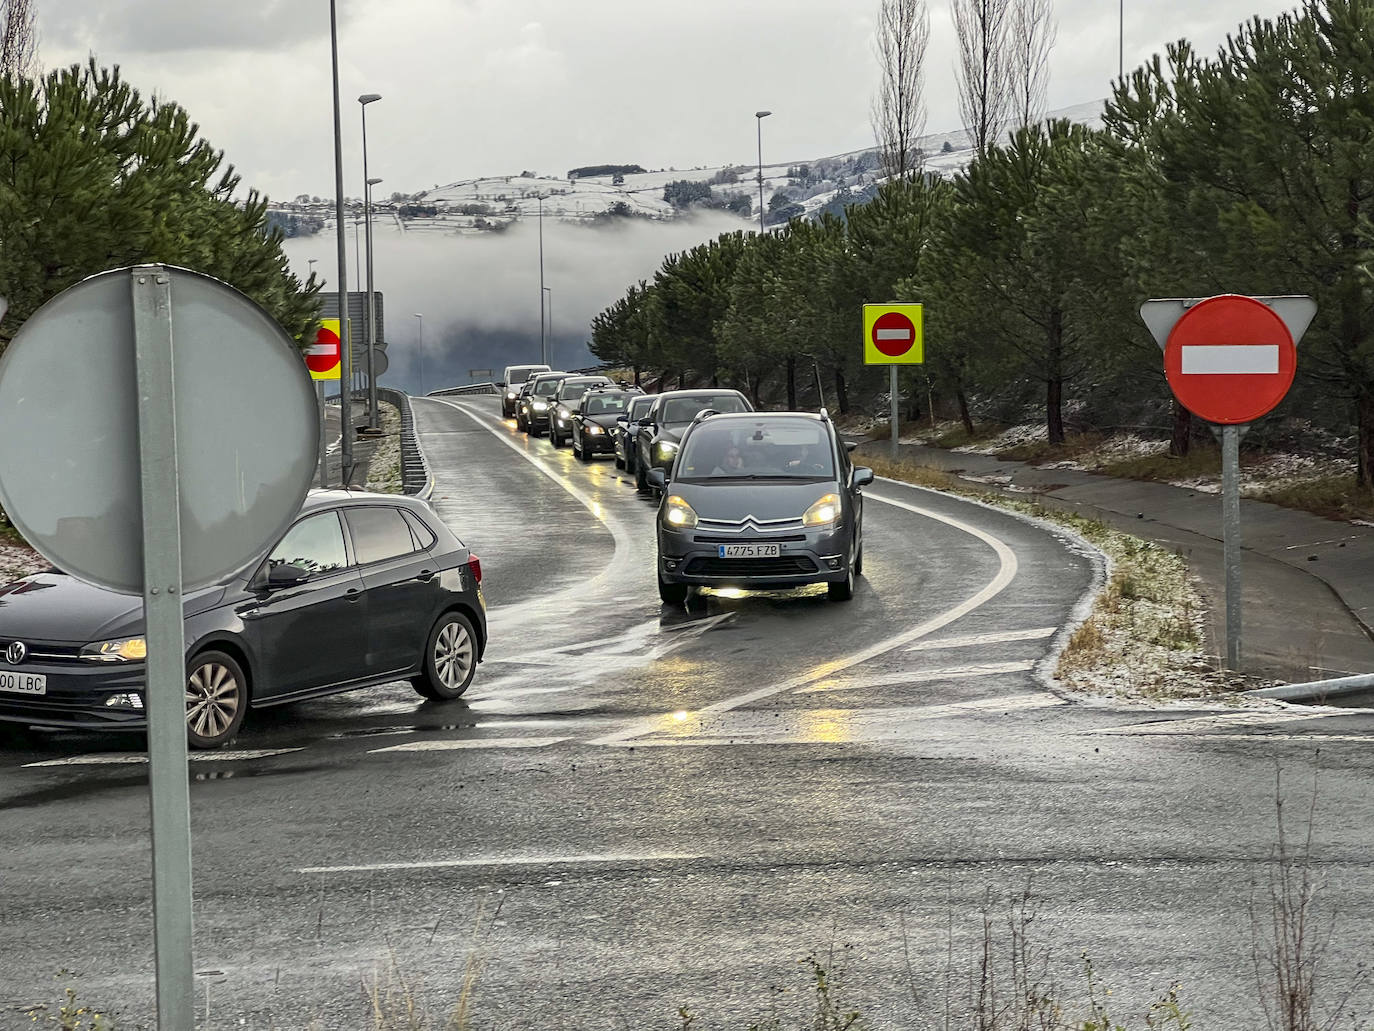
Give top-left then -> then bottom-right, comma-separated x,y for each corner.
786,356 -> 797,410
632,365 -> 641,387
1359,387 -> 1374,489
956,382 -> 974,436
1169,398 -> 1192,458
835,368 -> 849,414
1046,307 -> 1065,446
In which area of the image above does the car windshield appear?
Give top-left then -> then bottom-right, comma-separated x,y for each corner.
675,419 -> 836,481
585,394 -> 629,415
661,394 -> 750,423
508,366 -> 545,384
533,379 -> 561,397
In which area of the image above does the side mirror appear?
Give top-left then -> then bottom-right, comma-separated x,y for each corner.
646,469 -> 667,490
852,467 -> 875,488
844,441 -> 859,453
638,417 -> 654,428
496,381 -> 506,388
265,563 -> 310,590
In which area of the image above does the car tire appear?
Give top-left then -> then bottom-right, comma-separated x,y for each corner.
658,568 -> 688,606
185,650 -> 248,749
854,545 -> 864,576
614,453 -> 625,470
827,556 -> 856,602
635,457 -> 648,492
412,611 -> 479,701
551,427 -> 563,448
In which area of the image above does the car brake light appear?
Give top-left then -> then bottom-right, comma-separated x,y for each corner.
467,554 -> 482,584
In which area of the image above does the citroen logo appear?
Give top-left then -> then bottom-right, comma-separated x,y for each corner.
6,641 -> 26,665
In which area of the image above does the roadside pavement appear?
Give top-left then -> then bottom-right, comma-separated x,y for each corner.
854,440 -> 1374,687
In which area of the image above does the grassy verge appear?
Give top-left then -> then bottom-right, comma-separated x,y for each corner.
363,401 -> 404,494
863,454 -> 1246,701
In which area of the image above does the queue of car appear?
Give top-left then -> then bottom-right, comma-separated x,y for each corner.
501,372 -> 873,608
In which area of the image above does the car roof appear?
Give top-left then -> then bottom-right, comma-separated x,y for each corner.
653,388 -> 747,400
697,411 -> 824,422
301,489 -> 435,515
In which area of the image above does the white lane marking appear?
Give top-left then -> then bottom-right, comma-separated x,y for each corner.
368,736 -> 568,754
23,747 -> 303,768
296,851 -> 705,875
1180,344 -> 1279,375
430,398 -> 638,626
1081,708 -> 1372,736
588,489 -> 1022,745
797,660 -> 1036,693
907,627 -> 1057,651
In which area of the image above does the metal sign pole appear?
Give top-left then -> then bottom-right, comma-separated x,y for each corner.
316,381 -> 328,486
890,365 -> 899,459
130,266 -> 196,1028
1221,423 -> 1242,669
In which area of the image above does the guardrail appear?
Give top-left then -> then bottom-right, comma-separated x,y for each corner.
427,383 -> 499,397
377,387 -> 434,499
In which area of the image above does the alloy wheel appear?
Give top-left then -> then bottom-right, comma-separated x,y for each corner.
186,661 -> 241,741
434,620 -> 474,690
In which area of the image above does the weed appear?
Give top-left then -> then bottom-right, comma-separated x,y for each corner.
24,983 -> 112,1031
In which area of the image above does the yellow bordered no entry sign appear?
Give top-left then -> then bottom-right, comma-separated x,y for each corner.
863,303 -> 924,365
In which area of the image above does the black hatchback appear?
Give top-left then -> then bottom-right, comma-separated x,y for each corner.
0,490 -> 487,748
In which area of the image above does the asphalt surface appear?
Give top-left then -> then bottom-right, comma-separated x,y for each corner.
3,396 -> 1374,1029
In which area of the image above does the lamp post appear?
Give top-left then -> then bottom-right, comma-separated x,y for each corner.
537,195 -> 547,366
307,258 -> 318,279
329,0 -> 353,488
543,286 -> 552,356
359,92 -> 382,429
414,312 -> 424,397
755,110 -> 771,234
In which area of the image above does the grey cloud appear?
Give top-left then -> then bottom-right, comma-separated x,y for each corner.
40,0 -> 362,54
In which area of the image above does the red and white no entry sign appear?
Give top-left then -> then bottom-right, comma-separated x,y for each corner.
306,320 -> 342,380
1163,294 -> 1296,425
872,311 -> 916,357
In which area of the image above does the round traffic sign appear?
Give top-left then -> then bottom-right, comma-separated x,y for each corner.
1164,294 -> 1297,425
0,267 -> 320,594
872,311 -> 917,358
306,323 -> 341,374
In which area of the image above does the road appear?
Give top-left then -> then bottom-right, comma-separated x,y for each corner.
2,396 -> 1373,1029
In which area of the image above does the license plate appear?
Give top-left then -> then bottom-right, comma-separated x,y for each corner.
718,543 -> 781,559
0,669 -> 46,695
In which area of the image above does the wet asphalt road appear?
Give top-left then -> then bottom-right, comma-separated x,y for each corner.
3,396 -> 1374,1029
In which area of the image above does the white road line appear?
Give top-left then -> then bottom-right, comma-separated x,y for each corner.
1081,708 -> 1371,736
296,851 -> 706,875
1180,344 -> 1279,375
797,660 -> 1036,693
23,747 -> 304,768
429,398 -> 639,625
588,487 -> 1022,745
906,627 -> 1057,651
368,736 -> 568,754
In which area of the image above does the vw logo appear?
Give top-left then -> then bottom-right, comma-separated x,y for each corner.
6,641 -> 26,665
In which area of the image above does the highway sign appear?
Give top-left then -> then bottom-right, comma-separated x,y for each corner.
1162,294 -> 1297,425
863,303 -> 924,365
308,319 -> 343,380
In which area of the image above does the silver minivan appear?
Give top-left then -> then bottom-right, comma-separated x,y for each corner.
500,364 -> 551,417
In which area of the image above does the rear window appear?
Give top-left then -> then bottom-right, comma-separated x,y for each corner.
346,507 -> 419,565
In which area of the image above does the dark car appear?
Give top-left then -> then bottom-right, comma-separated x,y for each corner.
500,363 -> 551,418
547,375 -> 614,447
648,411 -> 872,604
0,491 -> 487,749
570,388 -> 640,461
633,389 -> 753,491
516,371 -> 567,435
615,393 -> 655,474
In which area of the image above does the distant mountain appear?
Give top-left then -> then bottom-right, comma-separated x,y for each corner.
270,101 -> 1107,236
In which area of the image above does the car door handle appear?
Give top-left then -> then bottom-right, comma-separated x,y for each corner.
416,569 -> 435,582
346,587 -> 362,602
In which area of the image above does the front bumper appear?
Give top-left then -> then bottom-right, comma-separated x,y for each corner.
657,524 -> 852,589
0,660 -> 149,732
524,408 -> 551,429
582,431 -> 615,454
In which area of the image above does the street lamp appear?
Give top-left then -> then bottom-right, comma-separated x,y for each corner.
537,195 -> 547,366
329,0 -> 353,488
413,313 -> 424,397
542,286 -> 553,354
307,258 -> 318,279
359,92 -> 382,429
755,110 -> 771,234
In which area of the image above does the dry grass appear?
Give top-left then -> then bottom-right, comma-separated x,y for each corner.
1252,475 -> 1374,523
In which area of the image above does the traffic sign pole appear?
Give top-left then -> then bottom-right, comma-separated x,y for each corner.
1222,425 -> 1242,669
890,366 -> 899,460
130,267 -> 195,1030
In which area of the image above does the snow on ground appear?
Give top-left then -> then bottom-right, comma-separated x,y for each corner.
0,540 -> 45,584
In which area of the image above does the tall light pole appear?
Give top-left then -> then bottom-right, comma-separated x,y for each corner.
755,110 -> 771,234
329,0 -> 353,488
537,195 -> 547,366
307,257 -> 318,279
359,92 -> 382,429
414,312 -> 424,396
1119,0 -> 1123,79
543,286 -> 552,355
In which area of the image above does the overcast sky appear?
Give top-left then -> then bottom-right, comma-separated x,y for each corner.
41,0 -> 1300,202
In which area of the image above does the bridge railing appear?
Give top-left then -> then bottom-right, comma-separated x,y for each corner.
427,383 -> 499,397
377,387 -> 434,499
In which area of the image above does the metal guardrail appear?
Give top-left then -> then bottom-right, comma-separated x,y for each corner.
427,383 -> 499,397
1246,671 -> 1374,704
377,387 -> 434,499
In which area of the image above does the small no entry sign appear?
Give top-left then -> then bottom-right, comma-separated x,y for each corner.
863,304 -> 924,365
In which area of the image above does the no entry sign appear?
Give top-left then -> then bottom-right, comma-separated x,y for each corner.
307,319 -> 342,380
863,303 -> 924,365
1162,295 -> 1296,425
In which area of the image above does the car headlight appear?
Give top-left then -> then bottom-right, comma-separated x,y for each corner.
81,636 -> 148,662
533,401 -> 548,411
506,391 -> 517,400
663,495 -> 698,529
655,440 -> 679,459
802,494 -> 842,527
588,425 -> 604,435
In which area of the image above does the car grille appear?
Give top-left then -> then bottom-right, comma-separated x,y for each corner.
693,534 -> 807,544
684,556 -> 818,576
697,515 -> 806,532
0,639 -> 84,664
